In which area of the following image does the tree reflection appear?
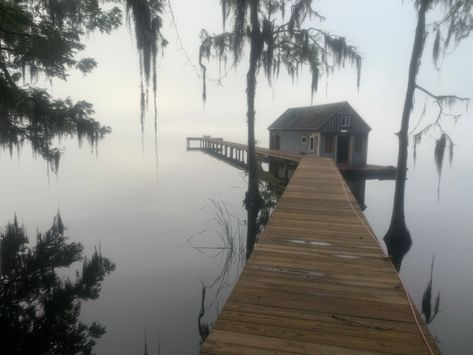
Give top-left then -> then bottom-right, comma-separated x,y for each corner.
0,213 -> 114,355
384,229 -> 412,272
257,173 -> 283,230
187,199 -> 245,344
422,256 -> 441,325
197,285 -> 210,344
196,148 -> 285,259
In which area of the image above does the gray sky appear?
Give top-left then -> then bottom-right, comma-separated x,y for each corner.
45,0 -> 473,165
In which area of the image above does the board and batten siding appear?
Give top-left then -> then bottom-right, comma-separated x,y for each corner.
318,133 -> 368,165
320,108 -> 370,135
270,131 -> 319,154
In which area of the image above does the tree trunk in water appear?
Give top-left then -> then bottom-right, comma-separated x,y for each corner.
245,1 -> 263,259
384,1 -> 429,269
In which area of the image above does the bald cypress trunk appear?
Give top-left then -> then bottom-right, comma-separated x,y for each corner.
384,0 -> 429,265
245,1 -> 263,259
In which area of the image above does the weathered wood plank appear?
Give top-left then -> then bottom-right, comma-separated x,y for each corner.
199,156 -> 440,355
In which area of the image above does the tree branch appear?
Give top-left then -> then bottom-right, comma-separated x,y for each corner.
416,84 -> 470,103
0,56 -> 14,85
0,27 -> 43,39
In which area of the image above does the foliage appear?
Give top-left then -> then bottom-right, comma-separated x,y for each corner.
199,0 -> 361,103
0,213 -> 115,355
0,0 -> 166,169
125,0 -> 167,136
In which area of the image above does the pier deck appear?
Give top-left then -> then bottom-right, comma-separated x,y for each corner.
187,136 -> 302,162
187,136 -> 396,179
199,156 -> 439,355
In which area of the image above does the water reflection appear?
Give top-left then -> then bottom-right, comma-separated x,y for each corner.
0,213 -> 114,355
197,285 -> 210,344
193,146 -> 285,257
187,199 -> 245,345
344,178 -> 367,211
422,256 -> 441,325
384,230 -> 413,272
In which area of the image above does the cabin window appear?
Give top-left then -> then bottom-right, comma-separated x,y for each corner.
309,136 -> 315,151
341,115 -> 351,127
324,135 -> 334,153
355,136 -> 363,153
301,136 -> 307,144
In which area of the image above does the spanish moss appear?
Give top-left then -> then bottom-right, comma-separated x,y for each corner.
0,0 -> 169,171
125,0 -> 167,142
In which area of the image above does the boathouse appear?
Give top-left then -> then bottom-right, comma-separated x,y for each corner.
268,102 -> 370,165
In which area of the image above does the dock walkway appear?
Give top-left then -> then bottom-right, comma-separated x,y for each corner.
200,156 -> 439,354
187,136 -> 302,162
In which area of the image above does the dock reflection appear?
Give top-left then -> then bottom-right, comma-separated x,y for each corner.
192,146 -> 372,214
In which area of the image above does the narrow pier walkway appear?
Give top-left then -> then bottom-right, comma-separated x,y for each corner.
187,136 -> 302,162
200,157 -> 439,354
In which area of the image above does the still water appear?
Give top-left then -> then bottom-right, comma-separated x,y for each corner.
1,125 -> 472,354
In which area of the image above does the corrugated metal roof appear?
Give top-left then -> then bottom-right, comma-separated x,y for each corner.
268,101 -> 368,131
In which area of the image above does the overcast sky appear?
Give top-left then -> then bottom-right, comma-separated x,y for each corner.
44,0 -> 473,166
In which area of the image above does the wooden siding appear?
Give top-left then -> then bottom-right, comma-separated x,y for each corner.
320,108 -> 370,135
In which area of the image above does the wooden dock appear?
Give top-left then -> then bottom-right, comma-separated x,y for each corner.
199,156 -> 439,355
187,137 -> 302,163
187,136 -> 396,179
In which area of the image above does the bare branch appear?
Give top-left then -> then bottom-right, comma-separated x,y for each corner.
415,84 -> 470,103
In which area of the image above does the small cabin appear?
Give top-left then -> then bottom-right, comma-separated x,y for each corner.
268,102 -> 371,166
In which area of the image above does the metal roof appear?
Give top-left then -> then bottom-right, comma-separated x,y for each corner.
268,101 -> 370,131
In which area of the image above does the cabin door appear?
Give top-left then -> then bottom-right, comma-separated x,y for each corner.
336,135 -> 350,164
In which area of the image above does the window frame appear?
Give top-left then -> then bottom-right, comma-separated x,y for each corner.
309,136 -> 315,151
341,115 -> 351,128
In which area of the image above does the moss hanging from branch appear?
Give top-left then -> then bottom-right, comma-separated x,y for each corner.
125,0 -> 167,137
1,0 -> 168,169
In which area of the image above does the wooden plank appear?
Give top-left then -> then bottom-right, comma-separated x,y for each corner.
199,155 -> 440,355
201,329 -> 386,355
